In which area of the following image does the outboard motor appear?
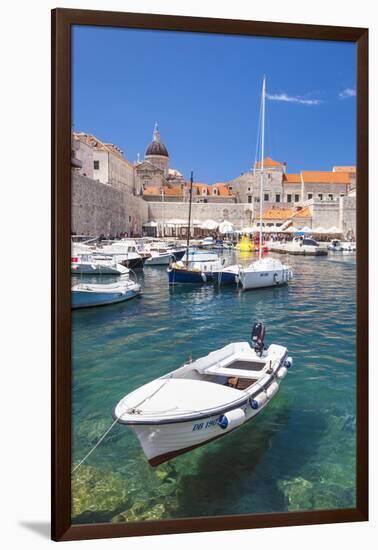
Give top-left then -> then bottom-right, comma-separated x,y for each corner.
251,322 -> 266,356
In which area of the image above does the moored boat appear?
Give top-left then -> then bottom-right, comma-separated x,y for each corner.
328,239 -> 342,251
340,241 -> 356,252
71,253 -> 130,275
240,257 -> 293,289
114,322 -> 292,466
71,279 -> 141,309
217,76 -> 293,290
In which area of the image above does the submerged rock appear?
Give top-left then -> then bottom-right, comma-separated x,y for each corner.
278,477 -> 314,511
71,465 -> 129,521
112,502 -> 167,522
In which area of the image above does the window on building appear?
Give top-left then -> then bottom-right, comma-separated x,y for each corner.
340,193 -> 345,198
318,194 -> 323,200
94,160 -> 100,170
307,193 -> 313,200
268,173 -> 272,180
248,195 -> 252,203
294,194 -> 300,202
287,194 -> 292,203
275,194 -> 281,203
264,193 -> 269,201
213,188 -> 218,195
247,187 -> 251,192
255,197 -> 260,203
228,186 -> 233,191
328,194 -> 333,200
202,188 -> 207,195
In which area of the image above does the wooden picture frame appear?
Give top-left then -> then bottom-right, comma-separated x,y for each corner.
52,8 -> 368,541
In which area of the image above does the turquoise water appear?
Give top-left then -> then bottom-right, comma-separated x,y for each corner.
71,251 -> 356,523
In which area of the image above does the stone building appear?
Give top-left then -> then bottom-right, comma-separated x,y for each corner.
227,157 -> 355,213
135,123 -> 172,195
72,132 -> 135,194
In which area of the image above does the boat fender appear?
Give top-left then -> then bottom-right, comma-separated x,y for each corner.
201,272 -> 207,282
276,366 -> 288,380
217,408 -> 246,430
250,391 -> 268,410
274,272 -> 279,284
266,381 -> 279,399
284,356 -> 293,368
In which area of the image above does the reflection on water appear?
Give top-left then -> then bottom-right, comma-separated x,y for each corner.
71,251 -> 356,523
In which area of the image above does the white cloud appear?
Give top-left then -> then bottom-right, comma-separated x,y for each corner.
339,88 -> 356,99
266,93 -> 321,105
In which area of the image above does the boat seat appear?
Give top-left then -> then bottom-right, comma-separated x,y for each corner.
193,342 -> 253,373
202,365 -> 267,379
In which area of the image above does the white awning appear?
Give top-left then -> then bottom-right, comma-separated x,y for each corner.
143,221 -> 158,227
166,218 -> 187,227
218,221 -> 234,234
200,219 -> 219,230
299,226 -> 312,233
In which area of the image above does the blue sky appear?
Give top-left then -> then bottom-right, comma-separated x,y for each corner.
72,26 -> 356,183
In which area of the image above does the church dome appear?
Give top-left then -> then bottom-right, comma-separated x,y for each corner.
145,141 -> 168,157
145,123 -> 168,158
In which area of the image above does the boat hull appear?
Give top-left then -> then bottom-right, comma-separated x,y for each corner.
131,386 -> 277,466
71,264 -> 128,275
168,267 -> 209,284
120,257 -> 146,269
241,266 -> 292,290
212,268 -> 239,285
145,253 -> 174,266
72,288 -> 140,309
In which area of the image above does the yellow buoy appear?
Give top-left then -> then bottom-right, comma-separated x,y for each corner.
235,235 -> 255,252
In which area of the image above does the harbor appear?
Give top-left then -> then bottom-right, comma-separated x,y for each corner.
70,71 -> 357,523
71,250 -> 356,522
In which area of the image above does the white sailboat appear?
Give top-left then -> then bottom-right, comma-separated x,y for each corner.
115,322 -> 292,466
214,77 -> 293,288
240,76 -> 293,290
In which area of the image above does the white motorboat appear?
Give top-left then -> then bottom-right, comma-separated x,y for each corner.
115,323 -> 292,466
340,241 -> 356,252
200,236 -> 214,248
71,253 -> 130,275
71,279 -> 141,309
96,240 -> 148,269
144,241 -> 185,266
328,239 -> 342,252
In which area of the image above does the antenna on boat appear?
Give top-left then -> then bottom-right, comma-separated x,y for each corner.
185,171 -> 194,267
259,75 -> 266,262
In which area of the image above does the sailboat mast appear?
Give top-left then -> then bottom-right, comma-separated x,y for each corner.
185,171 -> 194,266
259,76 -> 266,261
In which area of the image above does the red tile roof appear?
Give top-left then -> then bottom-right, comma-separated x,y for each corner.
255,157 -> 282,168
292,206 -> 312,219
333,166 -> 356,173
301,171 -> 350,184
283,173 -> 301,183
263,206 -> 293,220
263,205 -> 312,221
143,185 -> 183,197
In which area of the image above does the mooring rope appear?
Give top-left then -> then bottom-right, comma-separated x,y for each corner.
71,378 -> 173,474
72,416 -> 120,474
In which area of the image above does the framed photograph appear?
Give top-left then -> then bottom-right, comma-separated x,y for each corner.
52,8 -> 368,542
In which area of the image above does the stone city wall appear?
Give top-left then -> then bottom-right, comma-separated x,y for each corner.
339,196 -> 356,237
72,173 -> 148,236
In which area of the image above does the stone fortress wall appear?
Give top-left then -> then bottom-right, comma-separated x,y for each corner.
72,173 -> 148,236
